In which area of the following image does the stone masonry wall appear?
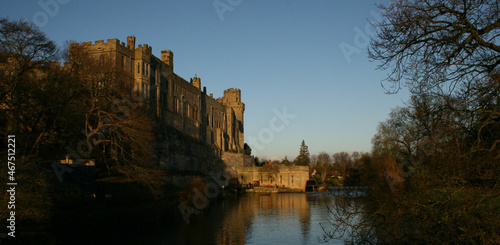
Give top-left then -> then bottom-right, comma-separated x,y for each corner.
222,152 -> 254,178
157,126 -> 225,187
236,166 -> 309,191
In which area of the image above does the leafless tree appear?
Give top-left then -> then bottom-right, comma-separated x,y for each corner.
258,162 -> 280,184
369,0 -> 500,94
317,152 -> 332,182
332,152 -> 351,176
0,17 -> 58,101
319,193 -> 376,244
0,18 -> 78,156
339,1 -> 500,243
65,43 -> 164,197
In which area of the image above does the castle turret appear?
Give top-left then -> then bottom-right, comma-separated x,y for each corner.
161,50 -> 173,71
127,36 -> 136,49
191,76 -> 201,89
223,88 -> 245,151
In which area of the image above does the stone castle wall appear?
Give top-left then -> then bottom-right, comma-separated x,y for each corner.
70,36 -> 245,154
236,166 -> 310,191
70,36 -> 248,180
222,152 -> 254,177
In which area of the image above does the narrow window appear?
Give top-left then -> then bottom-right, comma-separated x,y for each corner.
173,97 -> 177,113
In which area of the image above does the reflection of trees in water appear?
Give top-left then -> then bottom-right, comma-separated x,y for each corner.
248,193 -> 313,244
300,198 -> 311,244
167,193 -> 320,244
319,190 -> 376,245
211,193 -> 313,244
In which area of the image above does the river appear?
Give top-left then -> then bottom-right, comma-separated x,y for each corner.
133,192 -> 349,245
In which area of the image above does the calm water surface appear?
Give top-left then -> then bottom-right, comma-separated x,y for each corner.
145,192 -> 345,245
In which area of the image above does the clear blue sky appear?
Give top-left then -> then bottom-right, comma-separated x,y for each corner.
3,0 -> 409,160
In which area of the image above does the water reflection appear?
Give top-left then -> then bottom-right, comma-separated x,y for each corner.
152,193 -> 343,245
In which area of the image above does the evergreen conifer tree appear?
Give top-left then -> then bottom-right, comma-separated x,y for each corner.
294,140 -> 310,166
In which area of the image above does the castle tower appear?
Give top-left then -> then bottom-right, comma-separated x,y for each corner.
161,50 -> 173,71
127,36 -> 136,49
223,88 -> 245,151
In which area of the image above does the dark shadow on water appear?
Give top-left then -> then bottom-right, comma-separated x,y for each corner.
17,192 -> 351,245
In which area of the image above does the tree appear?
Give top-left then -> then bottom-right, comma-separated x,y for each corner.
351,151 -> 362,168
259,162 -> 280,184
66,43 -> 164,197
244,143 -> 252,155
369,0 -> 500,94
316,152 -> 332,182
294,140 -> 310,166
0,17 -> 58,101
310,154 -> 318,166
332,152 -> 351,176
0,18 -> 77,232
321,1 -> 500,243
281,156 -> 291,166
0,17 -> 68,156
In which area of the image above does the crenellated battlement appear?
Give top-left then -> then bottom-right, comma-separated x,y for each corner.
224,88 -> 241,93
223,88 -> 242,103
70,38 -> 129,50
137,44 -> 153,55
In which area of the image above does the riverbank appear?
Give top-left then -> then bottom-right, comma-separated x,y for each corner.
242,186 -> 304,193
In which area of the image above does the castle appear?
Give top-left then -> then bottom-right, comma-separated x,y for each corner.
69,36 -> 245,154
